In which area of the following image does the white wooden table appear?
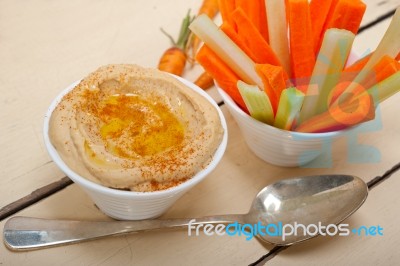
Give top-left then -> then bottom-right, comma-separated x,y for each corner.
1,0 -> 400,265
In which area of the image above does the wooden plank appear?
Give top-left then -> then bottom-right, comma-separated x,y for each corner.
361,0 -> 400,27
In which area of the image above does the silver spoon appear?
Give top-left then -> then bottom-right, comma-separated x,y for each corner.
3,174 -> 368,251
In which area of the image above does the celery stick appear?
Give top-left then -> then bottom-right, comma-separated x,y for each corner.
365,71 -> 400,105
189,14 -> 263,88
298,28 -> 355,124
333,7 -> 400,105
266,0 -> 291,76
237,81 -> 274,125
273,87 -> 304,130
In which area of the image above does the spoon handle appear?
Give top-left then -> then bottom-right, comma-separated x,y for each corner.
4,215 -> 243,251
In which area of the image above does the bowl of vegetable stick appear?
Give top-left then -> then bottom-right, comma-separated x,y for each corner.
189,0 -> 400,167
218,85 -> 352,167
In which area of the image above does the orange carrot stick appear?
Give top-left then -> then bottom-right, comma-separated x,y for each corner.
235,0 -> 269,42
218,0 -> 235,25
296,93 -> 375,133
330,55 -> 400,104
363,56 -> 400,89
158,11 -> 193,76
231,8 -> 281,66
255,64 -> 288,113
287,0 -> 316,81
196,44 -> 248,111
259,0 -> 269,43
194,71 -> 215,90
310,0 -> 336,53
324,0 -> 366,35
219,22 -> 258,62
343,53 -> 372,73
198,0 -> 219,18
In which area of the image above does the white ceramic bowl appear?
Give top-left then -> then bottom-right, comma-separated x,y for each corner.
218,87 -> 350,167
44,76 -> 227,220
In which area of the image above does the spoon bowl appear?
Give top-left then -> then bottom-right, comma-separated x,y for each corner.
244,174 -> 368,245
3,174 -> 368,250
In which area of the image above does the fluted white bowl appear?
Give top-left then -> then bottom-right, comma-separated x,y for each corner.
44,76 -> 227,220
218,87 -> 349,167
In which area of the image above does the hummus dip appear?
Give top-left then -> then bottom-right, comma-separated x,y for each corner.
49,64 -> 224,192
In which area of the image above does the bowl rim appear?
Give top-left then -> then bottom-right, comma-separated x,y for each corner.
217,86 -> 349,139
44,74 -> 228,199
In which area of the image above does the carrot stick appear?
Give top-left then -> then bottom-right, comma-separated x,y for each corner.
258,0 -> 269,43
196,44 -> 247,111
287,0 -> 316,81
343,53 -> 372,73
158,11 -> 194,76
364,56 -> 400,89
219,22 -> 258,63
198,0 -> 219,18
255,64 -> 288,113
235,0 -> 269,42
218,0 -> 235,25
330,55 -> 400,104
309,0 -> 336,53
296,93 -> 375,133
324,0 -> 366,35
231,8 -> 282,66
194,71 -> 215,90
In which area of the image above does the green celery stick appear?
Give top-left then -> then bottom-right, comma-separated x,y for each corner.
298,28 -> 355,124
237,80 -> 274,125
365,71 -> 400,105
273,87 -> 305,130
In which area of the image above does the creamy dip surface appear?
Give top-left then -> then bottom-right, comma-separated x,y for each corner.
49,64 -> 224,192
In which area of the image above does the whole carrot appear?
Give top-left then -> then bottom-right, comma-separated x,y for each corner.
158,10 -> 194,76
194,71 -> 214,90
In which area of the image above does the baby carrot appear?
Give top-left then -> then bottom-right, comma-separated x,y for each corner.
158,11 -> 194,76
194,71 -> 215,90
287,0 -> 316,82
